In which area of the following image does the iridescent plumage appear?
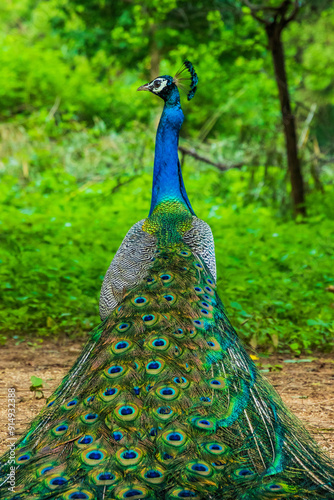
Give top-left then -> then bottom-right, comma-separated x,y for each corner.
1,61 -> 333,500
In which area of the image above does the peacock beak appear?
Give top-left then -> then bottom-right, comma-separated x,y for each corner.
137,83 -> 150,91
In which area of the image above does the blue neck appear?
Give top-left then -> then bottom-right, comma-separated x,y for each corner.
149,88 -> 195,216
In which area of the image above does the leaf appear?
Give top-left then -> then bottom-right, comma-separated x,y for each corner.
46,316 -> 54,328
283,358 -> 315,363
307,319 -> 320,326
250,335 -> 257,350
250,354 -> 258,360
34,390 -> 44,400
289,343 -> 301,353
257,363 -> 283,372
230,301 -> 243,310
271,333 -> 279,348
30,376 -> 44,388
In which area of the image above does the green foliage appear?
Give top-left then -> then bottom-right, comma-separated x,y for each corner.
30,375 -> 47,399
0,166 -> 333,353
0,0 -> 333,161
0,1 -> 333,352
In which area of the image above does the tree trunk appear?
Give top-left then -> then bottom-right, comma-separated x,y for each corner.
266,23 -> 306,216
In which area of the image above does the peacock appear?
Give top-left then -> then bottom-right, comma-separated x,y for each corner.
1,61 -> 334,500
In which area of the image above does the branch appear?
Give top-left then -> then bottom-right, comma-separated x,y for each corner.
304,155 -> 334,165
111,176 -> 137,194
46,96 -> 61,121
298,103 -> 317,150
179,146 -> 243,172
317,156 -> 334,165
282,0 -> 300,26
272,0 -> 292,27
243,0 -> 300,27
75,176 -> 137,197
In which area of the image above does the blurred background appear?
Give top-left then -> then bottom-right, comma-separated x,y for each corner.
0,0 -> 333,353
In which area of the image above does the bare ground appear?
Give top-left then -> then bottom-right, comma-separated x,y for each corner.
0,339 -> 333,458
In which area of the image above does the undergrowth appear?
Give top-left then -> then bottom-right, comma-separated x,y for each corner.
1,157 -> 333,354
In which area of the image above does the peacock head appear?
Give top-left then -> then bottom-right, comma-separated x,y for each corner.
138,75 -> 176,102
137,60 -> 198,103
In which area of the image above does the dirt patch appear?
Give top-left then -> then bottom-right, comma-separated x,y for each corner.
0,339 -> 333,458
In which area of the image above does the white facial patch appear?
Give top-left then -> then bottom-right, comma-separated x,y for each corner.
150,78 -> 168,93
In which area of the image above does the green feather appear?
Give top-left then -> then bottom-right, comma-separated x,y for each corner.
1,246 -> 333,500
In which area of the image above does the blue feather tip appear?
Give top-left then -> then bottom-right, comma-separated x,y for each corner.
173,60 -> 198,101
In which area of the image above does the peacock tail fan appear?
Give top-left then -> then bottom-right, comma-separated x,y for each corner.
173,60 -> 198,101
1,246 -> 333,499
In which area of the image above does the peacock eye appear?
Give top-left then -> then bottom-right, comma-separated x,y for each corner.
153,80 -> 161,88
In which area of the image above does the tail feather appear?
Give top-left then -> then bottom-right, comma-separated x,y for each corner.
1,245 -> 333,499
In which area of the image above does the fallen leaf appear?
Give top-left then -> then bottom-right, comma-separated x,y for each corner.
284,359 -> 315,364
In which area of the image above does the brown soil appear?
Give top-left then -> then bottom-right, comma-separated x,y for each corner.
0,339 -> 333,458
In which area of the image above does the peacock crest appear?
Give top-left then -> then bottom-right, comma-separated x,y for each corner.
173,60 -> 199,101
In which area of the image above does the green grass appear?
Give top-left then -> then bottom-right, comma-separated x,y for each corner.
1,0 -> 334,356
1,163 -> 333,354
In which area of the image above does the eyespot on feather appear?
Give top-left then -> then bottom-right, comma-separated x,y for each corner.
99,386 -> 120,402
185,461 -> 213,477
204,442 -> 229,456
208,377 -> 226,390
141,467 -> 165,484
52,423 -> 68,437
76,435 -> 94,448
111,340 -> 133,354
115,484 -> 149,499
116,447 -> 143,467
154,405 -> 174,421
148,336 -> 170,350
90,470 -> 119,486
145,359 -> 165,375
168,488 -> 200,499
81,447 -> 107,466
114,403 -> 140,421
63,489 -> 94,500
45,474 -> 69,490
104,364 -> 127,379
37,463 -> 55,477
162,429 -> 187,448
131,295 -> 149,307
81,412 -> 98,425
156,385 -> 179,401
